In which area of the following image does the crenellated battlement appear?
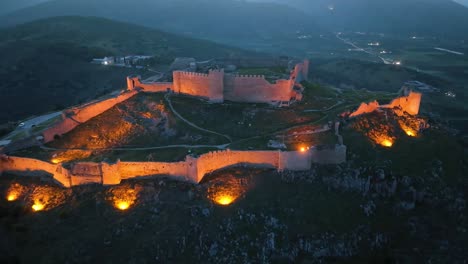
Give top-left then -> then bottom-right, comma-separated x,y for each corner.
232,74 -> 266,79
175,71 -> 210,78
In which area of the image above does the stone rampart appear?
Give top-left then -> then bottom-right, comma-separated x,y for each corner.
173,70 -> 224,102
349,100 -> 380,117
126,60 -> 309,105
224,75 -> 294,103
349,91 -> 422,118
195,150 -> 281,183
0,156 -> 71,187
1,147 -> 343,188
117,160 -> 193,182
42,90 -> 138,142
291,59 -> 309,83
384,91 -> 422,116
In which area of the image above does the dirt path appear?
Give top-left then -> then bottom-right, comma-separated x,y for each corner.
164,93 -> 232,143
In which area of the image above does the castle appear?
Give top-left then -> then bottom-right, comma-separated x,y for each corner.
127,59 -> 309,106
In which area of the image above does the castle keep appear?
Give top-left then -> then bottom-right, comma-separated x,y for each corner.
127,60 -> 309,105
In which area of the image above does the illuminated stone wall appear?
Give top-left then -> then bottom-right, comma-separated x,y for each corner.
349,91 -> 422,118
129,78 -> 174,93
0,156 -> 71,187
385,91 -> 422,116
224,75 -> 295,103
127,60 -> 309,104
195,150 -> 281,183
42,90 -> 138,142
1,146 -> 344,188
349,101 -> 380,117
173,70 -> 224,102
117,160 -> 195,182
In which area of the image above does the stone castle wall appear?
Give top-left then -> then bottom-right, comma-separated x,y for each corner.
292,59 -> 309,83
195,150 -> 281,183
173,70 -> 224,102
349,101 -> 380,117
1,146 -> 345,188
127,77 -> 173,93
349,91 -> 422,118
42,90 -> 138,142
0,156 -> 71,187
384,91 -> 422,116
128,60 -> 309,104
223,75 -> 295,103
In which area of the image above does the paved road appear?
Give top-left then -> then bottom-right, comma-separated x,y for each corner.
2,111 -> 62,140
20,111 -> 62,129
336,33 -> 392,64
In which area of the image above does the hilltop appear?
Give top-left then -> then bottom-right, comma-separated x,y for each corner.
0,0 -> 49,16
0,16 -> 261,124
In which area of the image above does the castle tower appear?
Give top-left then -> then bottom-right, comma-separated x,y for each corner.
126,75 -> 141,90
208,69 -> 224,103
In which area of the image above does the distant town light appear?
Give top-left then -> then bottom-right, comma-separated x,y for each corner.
445,91 -> 456,98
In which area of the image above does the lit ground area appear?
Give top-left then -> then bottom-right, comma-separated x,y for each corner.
343,112 -> 466,183
1,146 -> 467,263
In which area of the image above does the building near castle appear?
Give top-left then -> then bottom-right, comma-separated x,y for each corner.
127,60 -> 309,106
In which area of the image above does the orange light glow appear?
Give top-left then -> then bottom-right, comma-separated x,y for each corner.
215,195 -> 235,206
6,183 -> 25,202
7,194 -> 17,202
29,186 -> 67,212
32,201 -> 45,212
51,159 -> 61,164
380,139 -> 393,147
405,130 -> 416,137
116,201 -> 131,211
300,146 -> 308,152
107,187 -> 138,211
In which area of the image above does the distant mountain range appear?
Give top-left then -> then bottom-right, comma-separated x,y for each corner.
0,0 -> 319,43
251,0 -> 468,39
453,0 -> 468,7
0,0 -> 49,16
0,16 -> 259,123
